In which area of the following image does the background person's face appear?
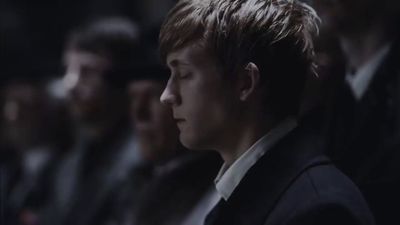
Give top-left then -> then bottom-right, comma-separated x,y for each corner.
1,84 -> 48,148
129,80 -> 179,162
160,43 -> 239,151
63,50 -> 112,123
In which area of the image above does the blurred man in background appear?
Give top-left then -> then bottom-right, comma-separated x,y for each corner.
41,17 -> 143,225
314,1 -> 400,224
1,78 -> 73,225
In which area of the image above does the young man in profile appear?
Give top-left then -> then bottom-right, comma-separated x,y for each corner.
159,0 -> 375,225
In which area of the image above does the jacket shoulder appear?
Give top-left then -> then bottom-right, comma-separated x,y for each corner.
267,164 -> 375,225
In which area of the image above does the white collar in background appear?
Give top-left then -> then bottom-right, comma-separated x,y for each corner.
214,118 -> 297,200
345,43 -> 392,100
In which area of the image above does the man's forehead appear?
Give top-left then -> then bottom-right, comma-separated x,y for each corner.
166,43 -> 210,69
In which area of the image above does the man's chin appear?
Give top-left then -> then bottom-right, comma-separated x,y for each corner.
179,134 -> 209,151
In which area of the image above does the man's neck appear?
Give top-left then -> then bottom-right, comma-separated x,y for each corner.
339,22 -> 392,71
80,115 -> 125,141
219,115 -> 279,166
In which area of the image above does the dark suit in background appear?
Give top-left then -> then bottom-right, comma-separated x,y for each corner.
41,127 -> 140,225
133,152 -> 221,225
326,36 -> 400,225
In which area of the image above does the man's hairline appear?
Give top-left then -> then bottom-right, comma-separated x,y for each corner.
163,35 -> 211,62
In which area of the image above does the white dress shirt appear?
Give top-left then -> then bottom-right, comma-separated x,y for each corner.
180,187 -> 220,225
214,117 -> 298,201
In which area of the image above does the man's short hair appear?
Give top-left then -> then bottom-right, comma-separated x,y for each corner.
67,17 -> 141,87
159,0 -> 319,117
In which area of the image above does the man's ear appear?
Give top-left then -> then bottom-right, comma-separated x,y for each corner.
238,62 -> 260,101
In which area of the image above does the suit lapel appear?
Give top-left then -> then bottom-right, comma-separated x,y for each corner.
211,123 -> 330,225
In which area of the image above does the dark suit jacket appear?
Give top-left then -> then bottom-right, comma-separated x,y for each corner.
205,123 -> 375,225
134,152 -> 221,225
40,125 -> 139,225
326,35 -> 400,225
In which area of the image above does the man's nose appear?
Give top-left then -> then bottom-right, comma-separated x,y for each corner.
63,71 -> 80,93
160,79 -> 179,106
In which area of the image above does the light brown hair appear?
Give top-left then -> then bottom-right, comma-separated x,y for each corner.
160,0 -> 320,117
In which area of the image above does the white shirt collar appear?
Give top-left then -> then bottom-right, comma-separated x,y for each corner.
214,117 -> 297,200
345,43 -> 391,100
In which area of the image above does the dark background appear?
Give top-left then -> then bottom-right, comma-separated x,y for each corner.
0,0 -> 177,83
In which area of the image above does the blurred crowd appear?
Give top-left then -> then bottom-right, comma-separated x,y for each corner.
0,1 -> 399,225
